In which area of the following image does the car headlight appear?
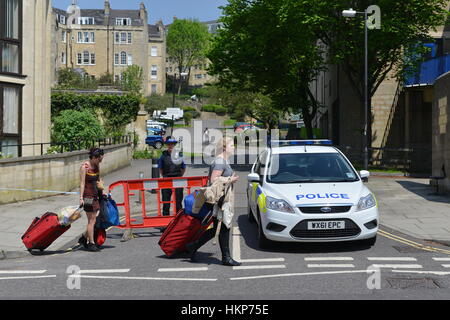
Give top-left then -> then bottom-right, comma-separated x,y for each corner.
356,193 -> 376,211
266,196 -> 295,213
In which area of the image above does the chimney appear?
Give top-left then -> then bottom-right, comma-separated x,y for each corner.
104,0 -> 110,16
140,2 -> 147,21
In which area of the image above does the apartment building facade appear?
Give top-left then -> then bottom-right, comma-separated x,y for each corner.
0,0 -> 52,158
52,1 -> 166,96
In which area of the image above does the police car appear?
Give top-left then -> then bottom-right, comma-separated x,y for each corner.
247,140 -> 378,248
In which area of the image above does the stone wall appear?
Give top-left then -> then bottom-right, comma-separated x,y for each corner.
0,143 -> 132,204
432,71 -> 450,193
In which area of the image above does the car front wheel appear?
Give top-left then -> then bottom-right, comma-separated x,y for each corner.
154,141 -> 163,149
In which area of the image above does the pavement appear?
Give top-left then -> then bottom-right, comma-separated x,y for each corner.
1,156 -> 450,260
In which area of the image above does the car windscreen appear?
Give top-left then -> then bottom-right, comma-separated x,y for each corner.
267,152 -> 359,183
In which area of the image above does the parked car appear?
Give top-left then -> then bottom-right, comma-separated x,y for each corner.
145,128 -> 165,149
247,139 -> 378,249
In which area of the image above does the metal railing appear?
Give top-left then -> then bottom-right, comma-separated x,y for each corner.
337,145 -> 432,173
0,135 -> 132,158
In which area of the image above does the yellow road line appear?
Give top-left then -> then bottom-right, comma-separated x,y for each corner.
378,229 -> 450,255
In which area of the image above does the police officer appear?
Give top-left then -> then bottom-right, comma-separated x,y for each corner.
158,136 -> 186,217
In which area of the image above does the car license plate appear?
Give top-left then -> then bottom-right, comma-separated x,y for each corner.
307,221 -> 345,230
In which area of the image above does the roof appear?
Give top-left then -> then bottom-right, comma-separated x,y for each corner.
270,146 -> 339,155
148,24 -> 163,38
52,7 -> 144,26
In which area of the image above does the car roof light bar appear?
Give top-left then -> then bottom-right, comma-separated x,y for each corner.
270,140 -> 333,147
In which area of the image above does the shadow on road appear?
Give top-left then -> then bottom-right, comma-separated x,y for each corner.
236,215 -> 372,254
396,180 -> 450,204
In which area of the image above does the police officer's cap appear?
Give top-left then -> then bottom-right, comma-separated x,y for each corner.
165,136 -> 178,144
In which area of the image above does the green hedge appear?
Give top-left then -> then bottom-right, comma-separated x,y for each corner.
51,92 -> 140,135
201,104 -> 227,115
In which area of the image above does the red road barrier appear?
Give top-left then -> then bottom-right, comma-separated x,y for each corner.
108,176 -> 208,230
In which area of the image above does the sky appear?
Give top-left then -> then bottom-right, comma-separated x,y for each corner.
52,0 -> 228,24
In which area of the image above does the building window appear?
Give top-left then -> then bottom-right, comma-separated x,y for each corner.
151,84 -> 157,94
127,54 -> 133,65
0,0 -> 22,75
0,84 -> 21,158
77,51 -> 95,65
59,15 -> 66,25
115,32 -> 131,44
116,18 -> 131,26
114,53 -> 119,65
151,46 -> 158,57
121,52 -> 127,65
83,51 -> 90,64
77,31 -> 95,43
78,17 -> 95,25
151,65 -> 157,79
62,31 -> 66,43
61,52 -> 66,64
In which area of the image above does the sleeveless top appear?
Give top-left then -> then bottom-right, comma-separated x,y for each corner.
83,162 -> 100,199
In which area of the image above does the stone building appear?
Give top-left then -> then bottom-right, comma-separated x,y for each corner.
51,0 -> 166,96
0,0 -> 52,158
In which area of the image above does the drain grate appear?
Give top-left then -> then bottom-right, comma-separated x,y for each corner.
386,277 -> 442,290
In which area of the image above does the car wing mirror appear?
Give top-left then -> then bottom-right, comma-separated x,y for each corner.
360,170 -> 370,182
247,173 -> 261,183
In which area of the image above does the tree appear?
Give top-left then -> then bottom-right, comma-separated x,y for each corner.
307,0 -> 449,142
208,0 -> 449,139
167,19 -> 210,92
51,109 -> 105,148
55,68 -> 98,90
208,0 -> 326,138
121,65 -> 144,95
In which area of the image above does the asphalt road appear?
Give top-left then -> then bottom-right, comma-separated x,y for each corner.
1,166 -> 450,300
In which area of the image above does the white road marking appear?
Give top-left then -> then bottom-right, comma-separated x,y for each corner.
239,258 -> 286,263
0,270 -> 47,274
305,257 -> 354,261
433,257 -> 450,261
232,227 -> 242,263
0,275 -> 56,281
441,265 -> 450,268
157,267 -> 208,272
232,226 -> 285,263
370,264 -> 422,269
230,270 -> 375,281
392,270 -> 450,276
307,264 -> 355,268
78,269 -> 130,274
232,265 -> 286,271
367,257 -> 417,261
71,275 -> 217,282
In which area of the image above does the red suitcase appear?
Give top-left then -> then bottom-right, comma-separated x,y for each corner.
22,212 -> 71,252
158,209 -> 213,258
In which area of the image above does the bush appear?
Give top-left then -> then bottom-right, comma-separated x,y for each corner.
214,105 -> 227,116
51,109 -> 105,148
145,94 -> 180,114
133,149 -> 163,159
182,106 -> 198,112
183,112 -> 193,126
201,104 -> 218,112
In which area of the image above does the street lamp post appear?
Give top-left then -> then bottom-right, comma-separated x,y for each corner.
342,6 -> 381,170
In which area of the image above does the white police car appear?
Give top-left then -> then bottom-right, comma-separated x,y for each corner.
247,140 -> 378,248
